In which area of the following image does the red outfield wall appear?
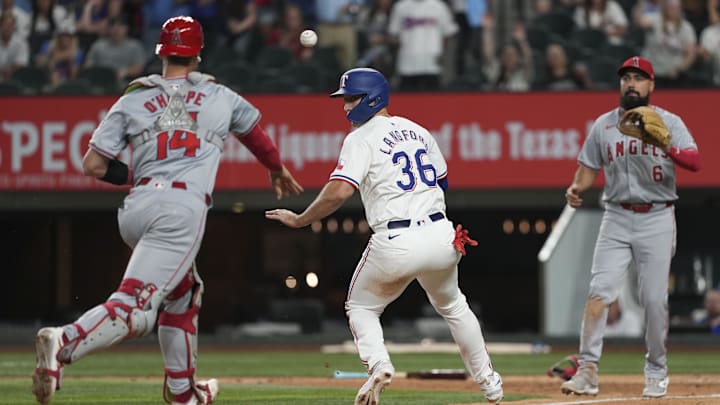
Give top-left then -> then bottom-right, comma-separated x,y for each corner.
0,90 -> 717,191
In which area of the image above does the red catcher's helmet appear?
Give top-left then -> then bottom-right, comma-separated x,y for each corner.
155,16 -> 204,57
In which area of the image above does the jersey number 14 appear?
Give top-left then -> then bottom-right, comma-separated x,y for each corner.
156,130 -> 201,160
393,149 -> 436,191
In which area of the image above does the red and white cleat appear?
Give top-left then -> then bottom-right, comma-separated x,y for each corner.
171,379 -> 219,405
32,327 -> 65,405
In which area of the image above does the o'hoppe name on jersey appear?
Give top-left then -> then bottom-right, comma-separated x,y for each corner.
380,129 -> 429,155
606,139 -> 669,164
142,92 -> 207,113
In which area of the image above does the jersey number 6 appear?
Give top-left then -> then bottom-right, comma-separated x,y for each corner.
156,130 -> 201,160
393,149 -> 436,191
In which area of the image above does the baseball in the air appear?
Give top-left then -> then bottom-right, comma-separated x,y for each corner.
300,29 -> 318,47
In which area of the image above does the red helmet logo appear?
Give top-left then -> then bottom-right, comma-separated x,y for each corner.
155,16 -> 204,57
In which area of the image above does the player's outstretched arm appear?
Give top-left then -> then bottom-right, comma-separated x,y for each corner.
565,164 -> 598,208
238,124 -> 303,198
266,180 -> 354,228
270,165 -> 304,200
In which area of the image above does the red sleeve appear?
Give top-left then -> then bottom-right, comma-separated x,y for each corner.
236,124 -> 283,171
668,147 -> 701,172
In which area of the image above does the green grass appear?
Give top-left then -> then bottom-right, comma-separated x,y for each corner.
1,350 -> 717,404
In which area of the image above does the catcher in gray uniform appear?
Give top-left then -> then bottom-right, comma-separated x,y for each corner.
562,56 -> 701,398
31,16 -> 302,405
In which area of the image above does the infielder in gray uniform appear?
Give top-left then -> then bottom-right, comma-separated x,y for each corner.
266,68 -> 503,405
561,56 -> 701,398
31,16 -> 302,405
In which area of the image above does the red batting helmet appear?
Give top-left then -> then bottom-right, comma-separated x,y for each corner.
155,16 -> 204,57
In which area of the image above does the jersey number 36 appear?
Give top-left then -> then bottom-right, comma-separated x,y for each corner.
393,149 -> 436,191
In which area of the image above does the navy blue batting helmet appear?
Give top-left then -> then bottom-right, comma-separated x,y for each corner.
330,68 -> 389,124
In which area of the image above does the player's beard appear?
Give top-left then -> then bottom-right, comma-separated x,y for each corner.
620,91 -> 650,110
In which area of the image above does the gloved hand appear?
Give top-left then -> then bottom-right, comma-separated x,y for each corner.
617,106 -> 671,149
453,224 -> 478,256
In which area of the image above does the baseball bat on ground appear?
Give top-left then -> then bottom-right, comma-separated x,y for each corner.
333,371 -> 368,379
406,369 -> 468,379
333,369 -> 467,380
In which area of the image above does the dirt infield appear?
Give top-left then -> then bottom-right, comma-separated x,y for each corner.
237,374 -> 720,404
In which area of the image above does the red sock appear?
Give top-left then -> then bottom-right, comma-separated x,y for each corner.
173,389 -> 194,403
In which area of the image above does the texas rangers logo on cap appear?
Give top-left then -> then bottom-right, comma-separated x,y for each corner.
339,74 -> 349,89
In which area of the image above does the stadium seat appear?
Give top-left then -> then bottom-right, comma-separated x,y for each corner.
625,26 -> 646,49
573,29 -> 607,50
254,46 -> 293,72
256,76 -> 300,93
202,47 -> 242,72
281,61 -> 329,93
600,43 -> 639,62
311,45 -> 342,78
562,41 -> 593,65
78,66 -> 120,94
444,74 -> 485,92
77,32 -> 98,54
588,55 -> 619,85
211,61 -> 256,92
0,80 -> 22,95
526,26 -> 551,52
11,66 -> 49,94
52,79 -> 93,95
532,12 -> 576,37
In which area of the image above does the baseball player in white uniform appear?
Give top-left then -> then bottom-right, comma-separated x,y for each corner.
265,68 -> 503,405
31,16 -> 302,405
561,56 -> 701,398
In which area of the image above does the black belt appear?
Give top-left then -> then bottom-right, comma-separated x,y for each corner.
617,201 -> 673,213
387,212 -> 445,229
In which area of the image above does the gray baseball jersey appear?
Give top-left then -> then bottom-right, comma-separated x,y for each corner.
578,106 -> 697,203
89,73 -> 260,197
329,115 -> 447,231
574,104 -> 698,381
75,73 -> 264,398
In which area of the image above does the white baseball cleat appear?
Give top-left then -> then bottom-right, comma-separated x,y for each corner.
642,376 -> 668,398
32,327 -> 65,405
560,363 -> 599,396
355,360 -> 394,405
171,378 -> 220,405
479,371 -> 504,403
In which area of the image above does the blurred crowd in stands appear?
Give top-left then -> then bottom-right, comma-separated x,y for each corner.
0,0 -> 719,95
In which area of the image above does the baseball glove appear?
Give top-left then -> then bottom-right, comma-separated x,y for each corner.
617,106 -> 671,149
546,354 -> 579,381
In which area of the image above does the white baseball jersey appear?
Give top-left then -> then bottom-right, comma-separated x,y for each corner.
339,113 -> 499,385
329,115 -> 447,231
388,0 -> 458,75
578,105 -> 697,203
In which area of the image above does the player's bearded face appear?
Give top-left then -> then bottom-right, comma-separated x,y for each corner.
620,90 -> 650,110
619,71 -> 652,110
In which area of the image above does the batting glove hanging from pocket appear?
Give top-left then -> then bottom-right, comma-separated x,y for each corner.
547,354 -> 579,380
453,224 -> 478,256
